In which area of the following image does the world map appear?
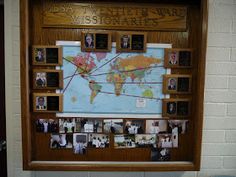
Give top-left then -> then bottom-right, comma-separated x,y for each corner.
60,42 -> 170,116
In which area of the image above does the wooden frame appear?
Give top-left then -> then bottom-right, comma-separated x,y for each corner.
116,32 -> 147,52
81,31 -> 112,52
32,69 -> 63,89
163,74 -> 192,94
32,45 -> 62,66
164,48 -> 193,68
20,0 -> 208,172
162,98 -> 191,118
32,93 -> 63,112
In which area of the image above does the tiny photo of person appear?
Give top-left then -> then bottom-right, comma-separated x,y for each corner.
84,33 -> 94,49
114,134 -> 136,148
157,133 -> 178,148
120,35 -> 131,49
50,134 -> 73,149
103,119 -> 123,134
75,118 -> 103,133
88,134 -> 109,148
59,118 -> 75,133
167,102 -> 177,115
35,119 -> 58,133
36,96 -> 47,110
167,120 -> 189,134
35,72 -> 46,88
145,120 -> 167,134
135,134 -> 157,148
151,148 -> 171,161
34,48 -> 45,63
73,133 -> 87,155
167,78 -> 177,91
124,119 -> 144,134
168,51 -> 179,65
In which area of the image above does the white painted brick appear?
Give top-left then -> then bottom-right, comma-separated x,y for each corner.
12,71 -> 20,86
12,100 -> 21,114
202,143 -> 236,156
233,21 -> 236,33
233,34 -> 236,47
203,130 -> 225,143
204,103 -> 226,116
197,169 -> 236,177
90,172 -> 144,177
208,33 -> 233,47
201,156 -> 223,169
206,47 -> 230,61
208,18 -> 232,33
12,40 -> 20,56
229,77 -> 236,89
231,48 -> 236,61
206,62 -> 236,75
145,172 -> 196,177
213,0 -> 235,4
12,12 -> 20,27
205,76 -> 228,89
12,26 -> 20,42
213,3 -> 235,19
226,130 -> 236,142
12,0 -> 19,14
205,90 -> 236,103
12,86 -> 20,100
12,56 -> 20,71
227,104 -> 236,116
223,157 -> 236,169
203,118 -> 236,130
35,172 -> 89,177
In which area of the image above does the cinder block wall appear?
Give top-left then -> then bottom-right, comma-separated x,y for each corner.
4,0 -> 236,176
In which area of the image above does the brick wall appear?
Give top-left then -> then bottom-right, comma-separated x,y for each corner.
4,0 -> 236,176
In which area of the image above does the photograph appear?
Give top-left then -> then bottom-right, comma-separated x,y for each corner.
151,148 -> 171,161
75,118 -> 103,133
135,134 -> 157,148
168,51 -> 179,65
84,33 -> 94,49
120,35 -> 131,49
157,133 -> 178,148
145,120 -> 167,134
34,48 -> 45,63
59,118 -> 75,133
177,77 -> 190,92
35,119 -> 58,133
50,134 -> 73,149
104,119 -> 123,134
35,72 -> 46,87
167,78 -> 177,91
124,119 -> 144,134
168,120 -> 189,134
88,134 -> 109,148
36,96 -> 47,110
73,133 -> 87,155
167,102 -> 177,115
114,134 -> 136,148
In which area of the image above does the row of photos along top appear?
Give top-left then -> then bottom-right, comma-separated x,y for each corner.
31,30 -> 193,161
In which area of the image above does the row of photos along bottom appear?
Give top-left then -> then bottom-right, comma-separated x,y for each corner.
35,118 -> 189,161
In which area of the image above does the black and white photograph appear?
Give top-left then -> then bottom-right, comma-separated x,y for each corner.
73,133 -> 87,155
75,118 -> 103,133
135,134 -> 157,148
35,119 -> 58,133
114,134 -> 136,148
88,134 -> 109,148
157,133 -> 178,148
124,119 -> 144,134
59,118 -> 75,133
36,96 -> 47,110
104,119 -> 123,134
168,78 -> 177,91
35,72 -> 46,88
168,120 -> 189,134
145,120 -> 167,134
50,134 -> 73,149
167,102 -> 177,115
151,148 -> 171,161
120,35 -> 131,49
84,33 -> 94,49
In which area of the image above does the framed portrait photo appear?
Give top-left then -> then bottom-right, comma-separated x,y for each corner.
81,31 -> 112,52
33,93 -> 63,112
163,75 -> 192,94
164,48 -> 193,68
33,69 -> 63,89
32,46 -> 62,66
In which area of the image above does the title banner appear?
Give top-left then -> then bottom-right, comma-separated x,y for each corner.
43,3 -> 187,31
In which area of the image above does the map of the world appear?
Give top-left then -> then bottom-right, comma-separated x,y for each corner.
58,42 -> 170,117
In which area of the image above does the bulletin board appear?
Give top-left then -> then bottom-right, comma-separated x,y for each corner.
20,0 -> 208,171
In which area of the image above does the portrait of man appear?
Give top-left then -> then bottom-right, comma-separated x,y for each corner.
168,78 -> 177,90
35,48 -> 45,62
36,96 -> 47,110
84,33 -> 94,48
120,35 -> 130,49
35,72 -> 46,87
168,51 -> 178,65
167,102 -> 177,115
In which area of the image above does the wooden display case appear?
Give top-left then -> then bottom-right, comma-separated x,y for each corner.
20,0 -> 208,171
